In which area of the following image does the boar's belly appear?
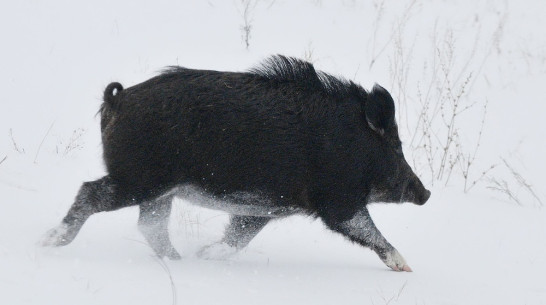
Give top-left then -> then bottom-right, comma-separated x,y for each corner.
171,184 -> 301,217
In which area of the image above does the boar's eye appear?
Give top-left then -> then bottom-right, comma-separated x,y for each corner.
395,146 -> 403,155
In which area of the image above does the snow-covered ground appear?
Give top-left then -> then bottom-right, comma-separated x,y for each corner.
1,1 -> 545,304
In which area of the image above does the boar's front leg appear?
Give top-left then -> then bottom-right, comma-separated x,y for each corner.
329,207 -> 412,272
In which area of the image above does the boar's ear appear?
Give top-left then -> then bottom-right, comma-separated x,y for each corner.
364,84 -> 395,136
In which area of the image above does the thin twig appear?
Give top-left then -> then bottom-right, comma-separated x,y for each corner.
0,155 -> 7,166
9,128 -> 24,153
487,178 -> 522,206
34,121 -> 55,163
502,158 -> 543,206
125,238 -> 178,305
152,255 -> 178,305
240,0 -> 258,50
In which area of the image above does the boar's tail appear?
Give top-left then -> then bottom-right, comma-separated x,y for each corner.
99,82 -> 124,131
103,82 -> 124,108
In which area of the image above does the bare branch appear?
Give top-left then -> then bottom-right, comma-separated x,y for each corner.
9,129 -> 25,154
34,121 -> 55,163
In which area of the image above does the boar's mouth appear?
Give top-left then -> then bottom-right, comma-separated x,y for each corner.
400,180 -> 431,205
366,180 -> 430,205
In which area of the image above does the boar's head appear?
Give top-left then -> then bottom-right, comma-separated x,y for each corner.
362,84 -> 431,206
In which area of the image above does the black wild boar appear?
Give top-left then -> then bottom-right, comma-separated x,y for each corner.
42,55 -> 430,272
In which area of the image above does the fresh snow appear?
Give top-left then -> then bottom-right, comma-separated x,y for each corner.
1,0 -> 546,304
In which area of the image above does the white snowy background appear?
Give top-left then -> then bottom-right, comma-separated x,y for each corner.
1,0 -> 545,304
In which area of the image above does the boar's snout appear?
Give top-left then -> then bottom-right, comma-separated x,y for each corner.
418,189 -> 431,205
400,167 -> 431,205
403,176 -> 431,205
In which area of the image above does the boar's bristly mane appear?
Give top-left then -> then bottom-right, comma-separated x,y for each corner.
249,55 -> 358,97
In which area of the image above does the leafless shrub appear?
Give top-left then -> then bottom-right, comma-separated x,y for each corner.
369,5 -> 531,203
368,0 -> 387,70
370,0 -> 416,71
239,0 -> 258,50
457,100 -> 497,192
408,44 -> 486,188
487,159 -> 543,207
367,2 -> 511,194
487,177 -> 522,206
389,23 -> 416,128
57,128 -> 86,156
396,24 -> 497,192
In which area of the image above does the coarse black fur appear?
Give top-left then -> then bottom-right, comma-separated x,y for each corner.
97,54 -> 428,223
43,55 -> 430,270
248,55 -> 356,96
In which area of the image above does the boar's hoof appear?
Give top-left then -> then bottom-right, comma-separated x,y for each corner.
40,223 -> 77,247
383,249 -> 412,272
163,248 -> 182,260
144,239 -> 181,260
150,245 -> 181,260
197,242 -> 238,260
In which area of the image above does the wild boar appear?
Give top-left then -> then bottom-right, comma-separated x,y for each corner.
42,55 -> 430,271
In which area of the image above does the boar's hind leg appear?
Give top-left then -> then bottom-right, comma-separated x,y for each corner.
138,195 -> 181,260
327,207 -> 412,272
222,215 -> 270,249
41,176 -> 124,247
198,216 -> 270,259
